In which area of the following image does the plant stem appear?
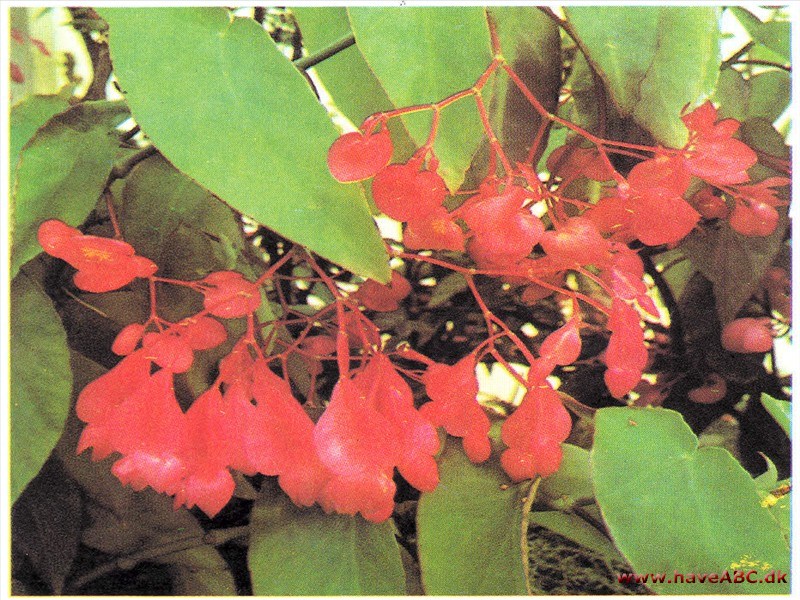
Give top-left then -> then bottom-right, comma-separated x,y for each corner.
293,33 -> 356,70
109,145 -> 158,180
720,41 -> 756,70
732,59 -> 791,72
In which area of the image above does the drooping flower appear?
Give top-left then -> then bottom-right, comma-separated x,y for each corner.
249,361 -> 329,507
540,216 -> 611,267
404,207 -> 465,252
355,271 -> 412,312
314,354 -> 440,521
601,245 -> 659,318
720,317 -> 774,353
546,139 -> 615,183
539,317 -> 582,366
327,126 -> 394,183
371,159 -> 448,222
105,368 -> 189,496
500,384 -> 572,481
37,219 -> 157,292
314,374 -> 399,522
463,184 -> 545,268
198,271 -> 261,318
621,156 -> 700,246
603,299 -> 648,398
76,350 -> 154,461
680,101 -> 757,185
367,354 -> 440,492
175,387 -> 237,517
421,353 -> 491,463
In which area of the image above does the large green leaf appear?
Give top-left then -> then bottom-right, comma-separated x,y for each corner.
10,90 -> 71,172
291,6 -> 415,162
416,439 -> 533,595
565,7 -> 720,147
10,265 -> 72,503
10,100 -> 129,278
248,484 -> 405,595
348,7 -> 492,191
100,7 -> 389,282
592,407 -> 789,594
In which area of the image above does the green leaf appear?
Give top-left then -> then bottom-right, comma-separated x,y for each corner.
528,511 -> 624,568
753,454 -> 778,492
10,100 -> 129,279
714,68 -> 791,126
417,439 -> 533,595
167,547 -> 238,596
348,7 -> 492,191
565,7 -> 720,147
713,68 -> 751,122
537,443 -> 593,509
100,7 -> 389,282
120,154 -> 257,277
683,207 -> 789,324
10,266 -> 72,503
729,7 -> 790,63
592,407 -> 789,594
748,71 -> 791,123
11,457 -> 82,594
760,394 -> 791,439
10,90 -> 71,172
248,484 -> 405,595
292,6 -> 415,161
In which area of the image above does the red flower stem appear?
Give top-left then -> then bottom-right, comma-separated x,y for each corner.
465,273 -> 537,365
255,248 -> 297,286
558,195 -> 595,209
473,91 -> 513,176
488,348 -> 530,388
525,119 -> 552,166
394,343 -> 435,366
105,192 -> 123,239
151,276 -> 204,289
147,277 -> 160,323
603,139 -> 663,153
377,60 -> 499,130
486,10 -> 502,57
302,253 -> 367,377
574,265 -> 615,299
419,107 -> 441,153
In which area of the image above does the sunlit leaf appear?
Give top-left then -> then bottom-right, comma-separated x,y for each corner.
100,7 -> 389,282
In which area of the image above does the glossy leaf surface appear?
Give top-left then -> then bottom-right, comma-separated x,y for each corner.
249,485 -> 405,595
416,440 -> 533,595
592,407 -> 789,594
100,8 -> 389,281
